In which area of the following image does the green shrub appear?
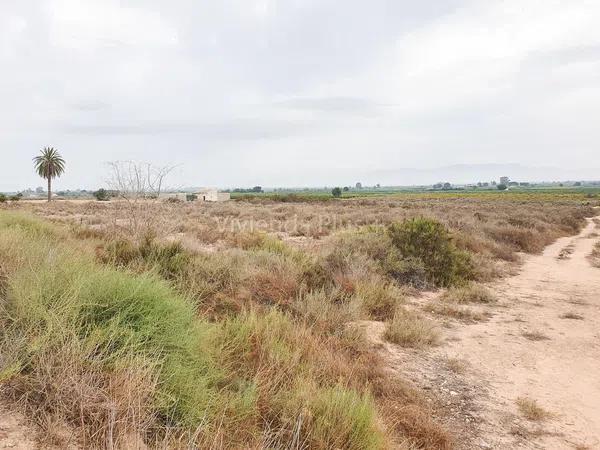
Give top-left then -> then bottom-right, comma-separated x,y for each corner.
0,193 -> 6,203
332,187 -> 342,198
387,218 -> 474,287
326,220 -> 473,289
92,188 -> 110,201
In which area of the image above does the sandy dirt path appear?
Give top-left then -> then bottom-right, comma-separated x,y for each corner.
365,216 -> 600,449
0,405 -> 39,449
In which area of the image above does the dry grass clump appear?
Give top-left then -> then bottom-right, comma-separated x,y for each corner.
522,331 -> 551,341
515,397 -> 553,421
355,279 -> 405,321
382,402 -> 453,450
589,241 -> 600,268
440,283 -> 497,304
559,312 -> 584,320
426,303 -> 486,323
383,308 -> 440,348
445,357 -> 468,374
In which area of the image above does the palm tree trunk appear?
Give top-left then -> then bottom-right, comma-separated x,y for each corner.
47,177 -> 51,202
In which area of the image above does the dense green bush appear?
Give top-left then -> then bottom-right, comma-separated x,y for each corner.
0,193 -> 6,203
326,219 -> 473,288
387,218 -> 473,287
93,188 -> 110,201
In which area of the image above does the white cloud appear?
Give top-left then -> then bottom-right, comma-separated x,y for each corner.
44,0 -> 179,49
1,0 -> 599,191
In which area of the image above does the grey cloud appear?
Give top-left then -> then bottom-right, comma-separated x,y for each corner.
523,44 -> 600,68
64,118 -> 316,140
275,96 -> 380,114
1,0 -> 600,191
72,100 -> 111,112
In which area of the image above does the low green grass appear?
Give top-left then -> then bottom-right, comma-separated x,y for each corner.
0,212 -> 388,448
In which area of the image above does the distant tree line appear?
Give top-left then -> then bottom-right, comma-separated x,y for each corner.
229,186 -> 263,193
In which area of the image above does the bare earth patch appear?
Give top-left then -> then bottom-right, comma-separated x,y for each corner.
365,216 -> 600,449
0,404 -> 45,449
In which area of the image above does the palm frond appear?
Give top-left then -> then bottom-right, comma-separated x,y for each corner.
33,147 -> 66,180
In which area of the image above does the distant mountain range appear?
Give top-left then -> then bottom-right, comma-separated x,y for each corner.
365,164 -> 600,186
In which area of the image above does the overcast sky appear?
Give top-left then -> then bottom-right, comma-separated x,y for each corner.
1,0 -> 599,190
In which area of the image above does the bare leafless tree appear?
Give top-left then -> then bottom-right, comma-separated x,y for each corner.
106,161 -> 176,236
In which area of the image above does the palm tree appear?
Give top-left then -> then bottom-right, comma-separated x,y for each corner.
33,147 -> 66,202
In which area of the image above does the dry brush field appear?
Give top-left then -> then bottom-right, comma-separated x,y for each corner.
0,194 -> 597,449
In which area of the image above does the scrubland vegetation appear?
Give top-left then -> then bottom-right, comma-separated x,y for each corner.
516,397 -> 553,422
0,194 -> 595,448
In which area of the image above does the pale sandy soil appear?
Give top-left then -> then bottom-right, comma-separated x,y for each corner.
365,215 -> 600,449
0,405 -> 38,449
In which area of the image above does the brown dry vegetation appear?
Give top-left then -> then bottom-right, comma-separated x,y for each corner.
522,331 -> 551,341
560,312 -> 584,320
0,195 -> 594,449
589,241 -> 600,268
425,303 -> 487,323
14,195 -> 594,258
515,397 -> 553,422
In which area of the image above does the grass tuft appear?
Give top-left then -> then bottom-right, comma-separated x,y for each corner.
427,303 -> 486,322
522,331 -> 551,341
560,312 -> 584,320
440,283 -> 497,304
383,308 -> 440,348
516,397 -> 552,421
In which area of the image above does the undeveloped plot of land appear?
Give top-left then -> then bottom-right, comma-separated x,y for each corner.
383,217 -> 600,449
1,197 -> 597,449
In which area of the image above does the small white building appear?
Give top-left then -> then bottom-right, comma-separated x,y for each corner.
195,189 -> 230,202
